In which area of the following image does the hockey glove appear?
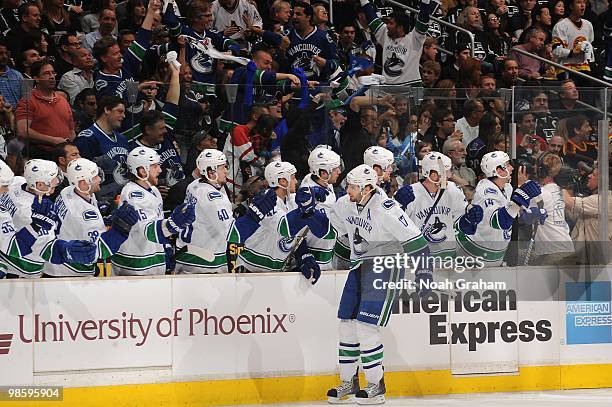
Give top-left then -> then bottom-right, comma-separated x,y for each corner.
60,240 -> 97,264
295,186 -> 328,216
519,207 -> 548,225
457,204 -> 483,235
166,203 -> 196,234
111,202 -> 140,236
394,185 -> 415,209
247,189 -> 277,222
31,196 -> 57,231
299,253 -> 321,285
510,180 -> 541,208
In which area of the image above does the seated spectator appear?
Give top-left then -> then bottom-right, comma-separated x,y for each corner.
467,111 -> 500,175
15,60 -> 76,159
15,47 -> 42,80
497,57 -> 521,88
0,0 -> 20,36
72,89 -> 97,133
83,0 -> 119,34
0,39 -> 23,109
5,3 -> 52,57
41,0 -> 81,35
550,79 -> 590,120
48,141 -> 81,199
529,89 -> 558,142
516,112 -> 547,157
58,47 -> 95,104
443,138 -> 476,188
55,34 -> 82,78
421,37 -> 438,63
479,74 -> 497,96
421,60 -> 441,88
485,12 -> 512,60
424,108 -> 462,152
456,99 -> 484,146
118,29 -> 136,52
451,6 -> 493,63
249,114 -> 276,162
440,43 -> 471,82
212,0 -> 263,49
0,94 -> 14,160
83,8 -> 117,53
510,27 -> 547,80
561,114 -> 596,168
547,135 -> 565,155
510,0 -> 538,39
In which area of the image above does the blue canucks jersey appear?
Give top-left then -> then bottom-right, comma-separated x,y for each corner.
283,27 -> 339,82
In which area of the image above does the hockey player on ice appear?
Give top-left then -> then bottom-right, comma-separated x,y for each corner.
360,0 -> 433,86
326,164 -> 431,404
456,151 -> 547,266
229,161 -> 332,277
300,146 -> 342,270
112,146 -> 196,276
45,158 -> 140,277
0,160 -> 97,278
394,152 -> 483,259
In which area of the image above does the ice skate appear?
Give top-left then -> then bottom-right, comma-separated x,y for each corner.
327,373 -> 360,404
355,377 -> 385,405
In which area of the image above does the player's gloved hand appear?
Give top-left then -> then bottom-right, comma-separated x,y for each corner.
61,240 -> 97,264
31,196 -> 57,231
394,185 -> 415,209
510,180 -> 541,208
247,188 -> 277,222
166,203 -> 196,234
519,207 -> 548,225
295,186 -> 329,215
458,204 -> 483,235
299,253 -> 321,285
111,202 -> 140,236
415,270 -> 433,297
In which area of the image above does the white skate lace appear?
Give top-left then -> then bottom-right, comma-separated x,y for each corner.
336,380 -> 355,395
363,382 -> 379,396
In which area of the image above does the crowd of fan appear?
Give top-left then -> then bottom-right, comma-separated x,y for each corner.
0,0 -> 609,265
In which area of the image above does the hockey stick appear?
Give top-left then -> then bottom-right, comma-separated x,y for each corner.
421,157 -> 447,231
523,196 -> 544,266
281,225 -> 310,272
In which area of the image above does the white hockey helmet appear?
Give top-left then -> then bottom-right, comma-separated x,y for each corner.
363,146 -> 394,170
0,160 -> 14,187
265,161 -> 296,188
481,151 -> 511,178
421,152 -> 452,182
24,159 -> 63,194
345,164 -> 378,190
127,146 -> 161,181
308,146 -> 341,177
196,149 -> 227,185
67,158 -> 104,193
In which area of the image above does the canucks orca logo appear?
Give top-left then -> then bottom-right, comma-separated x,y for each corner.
292,52 -> 318,78
190,52 -> 213,74
352,228 -> 370,256
383,52 -> 404,78
422,216 -> 447,243
278,236 -> 295,253
82,210 -> 99,221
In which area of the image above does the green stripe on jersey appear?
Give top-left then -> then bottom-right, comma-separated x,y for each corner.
240,249 -> 285,271
455,229 -> 506,262
175,251 -> 227,268
112,252 -> 166,271
334,240 -> 351,261
368,18 -> 384,35
402,235 -> 428,255
0,251 -> 43,274
311,247 -> 333,264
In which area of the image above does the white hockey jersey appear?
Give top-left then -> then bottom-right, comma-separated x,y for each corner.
551,17 -> 594,72
456,179 -> 513,267
112,181 -> 166,276
300,174 -> 337,270
175,180 -> 233,274
236,193 -> 299,272
0,185 -> 55,278
211,0 -> 262,45
369,10 -> 427,85
44,187 -> 108,276
404,181 -> 467,258
329,188 -> 427,270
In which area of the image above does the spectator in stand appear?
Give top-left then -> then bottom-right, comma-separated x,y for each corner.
58,47 -> 95,104
550,79 -> 585,120
498,57 -> 520,88
443,138 -> 476,188
530,89 -> 558,142
336,23 -> 375,69
510,0 -> 538,39
564,166 -> 612,265
421,37 -> 438,63
0,94 -> 13,160
456,99 -> 484,146
440,43 -> 471,82
0,39 -> 23,109
424,108 -> 462,152
561,114 -> 596,168
453,6 -> 493,63
421,60 -> 440,88
118,0 -> 146,32
0,0 -> 20,36
549,0 -> 566,26
118,29 -> 136,52
212,0 -> 263,49
41,0 -> 81,35
524,4 -> 553,41
552,0 -> 594,78
55,34 -> 82,78
15,47 -> 42,80
339,95 -> 380,175
83,0 -> 119,34
466,111 -> 500,176
485,12 -> 513,61
249,114 -> 276,162
72,88 -> 97,133
83,8 -> 117,53
480,74 -> 497,95
510,27 -> 547,79
15,60 -> 76,159
547,135 -> 565,155
224,105 -> 268,194
516,111 -> 547,157
269,0 -> 292,33
313,3 -> 330,32
5,3 -> 51,57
